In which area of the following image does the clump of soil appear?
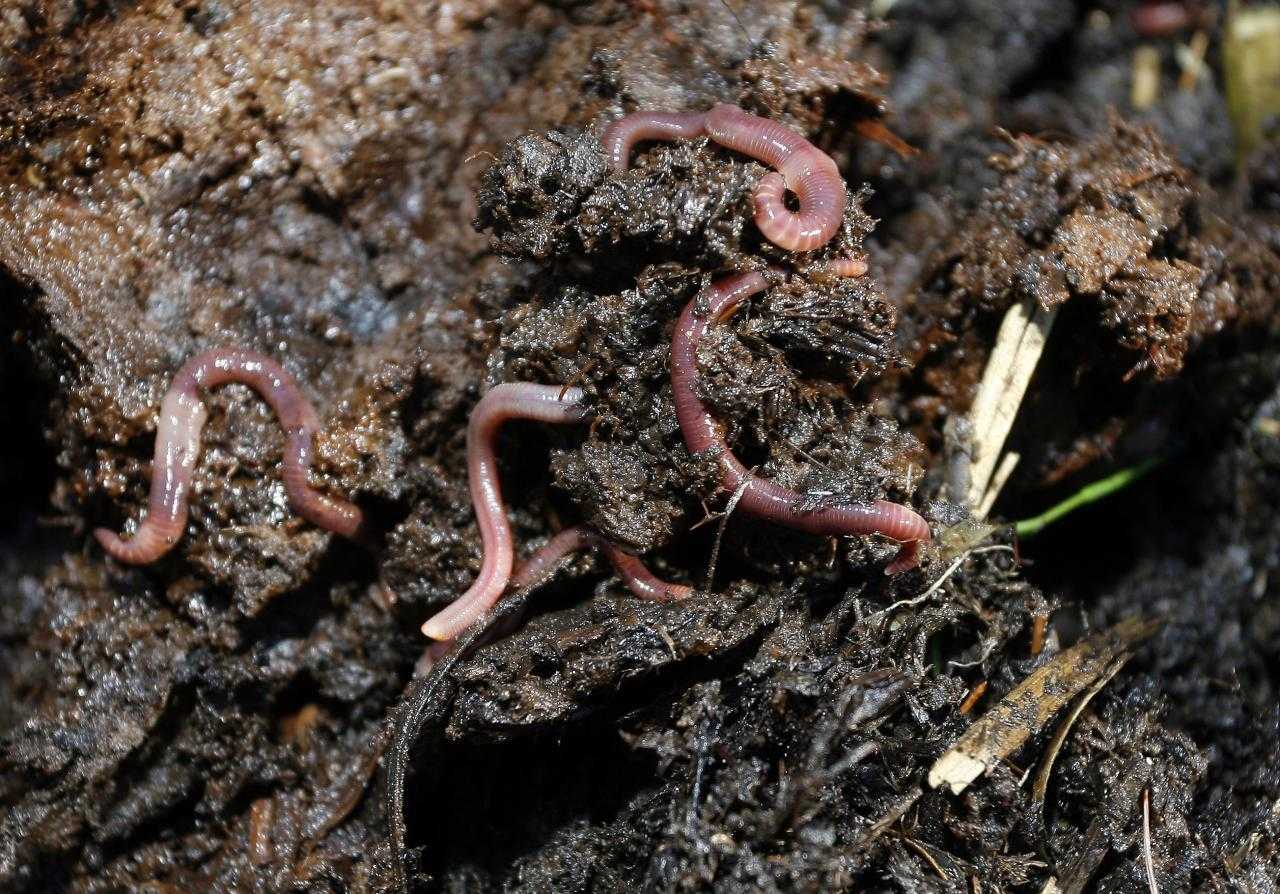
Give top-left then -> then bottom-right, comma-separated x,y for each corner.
2,2 -> 1279,893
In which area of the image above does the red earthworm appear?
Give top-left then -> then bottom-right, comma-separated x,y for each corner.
603,103 -> 847,252
507,525 -> 599,590
94,348 -> 367,564
513,525 -> 692,603
420,383 -> 589,642
1131,2 -> 1193,38
417,525 -> 690,673
600,541 -> 693,602
601,110 -> 710,174
671,271 -> 930,573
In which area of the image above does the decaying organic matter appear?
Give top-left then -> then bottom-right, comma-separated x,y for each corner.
2,2 -> 1280,893
929,616 -> 1158,795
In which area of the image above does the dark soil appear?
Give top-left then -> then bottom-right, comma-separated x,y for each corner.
1,1 -> 1278,891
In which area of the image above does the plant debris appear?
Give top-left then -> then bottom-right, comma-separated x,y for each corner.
929,616 -> 1158,796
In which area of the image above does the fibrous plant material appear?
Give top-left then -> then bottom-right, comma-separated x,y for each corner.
966,298 -> 1059,514
929,616 -> 1158,795
1132,45 -> 1163,111
1224,3 -> 1280,165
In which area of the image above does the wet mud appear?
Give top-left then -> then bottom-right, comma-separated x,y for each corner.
1,2 -> 1278,891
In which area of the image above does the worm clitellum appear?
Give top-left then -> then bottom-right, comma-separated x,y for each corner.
670,271 -> 931,573
602,103 -> 847,252
95,348 -> 367,564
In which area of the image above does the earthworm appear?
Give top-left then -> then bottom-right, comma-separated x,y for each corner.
671,271 -> 930,573
420,383 -> 589,642
1131,1 -> 1193,37
603,103 -> 847,252
818,257 -> 870,279
507,525 -> 599,590
94,348 -> 367,564
513,525 -> 692,603
601,110 -> 710,174
417,525 -> 690,672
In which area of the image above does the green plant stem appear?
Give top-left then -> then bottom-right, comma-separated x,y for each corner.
1014,458 -> 1162,539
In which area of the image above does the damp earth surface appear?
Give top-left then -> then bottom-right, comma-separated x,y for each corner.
1,1 -> 1278,892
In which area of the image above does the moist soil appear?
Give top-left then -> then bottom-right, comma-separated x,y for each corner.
1,1 -> 1278,891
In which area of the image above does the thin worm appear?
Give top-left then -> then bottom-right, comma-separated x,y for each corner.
513,525 -> 692,602
508,525 -> 598,590
1131,2 -> 1192,37
420,383 -> 589,642
601,110 -> 709,174
602,103 -> 847,253
818,257 -> 870,279
670,271 -> 930,573
417,525 -> 690,672
94,348 -> 367,564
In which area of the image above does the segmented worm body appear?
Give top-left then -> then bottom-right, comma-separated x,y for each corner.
420,383 -> 590,642
95,348 -> 367,564
420,379 -> 695,647
670,272 -> 930,573
602,103 -> 847,252
417,523 -> 690,673
419,501 -> 689,673
513,525 -> 692,603
819,257 -> 870,279
601,111 -> 709,173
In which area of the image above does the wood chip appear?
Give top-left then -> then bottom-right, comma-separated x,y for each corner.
1030,655 -> 1129,806
928,617 -> 1158,794
976,450 -> 1019,519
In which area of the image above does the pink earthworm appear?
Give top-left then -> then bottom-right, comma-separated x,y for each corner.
417,525 -> 690,673
817,257 -> 870,279
602,103 -> 847,253
671,271 -> 930,573
1131,2 -> 1194,37
601,110 -> 710,174
513,525 -> 692,603
420,383 -> 590,642
94,348 -> 367,565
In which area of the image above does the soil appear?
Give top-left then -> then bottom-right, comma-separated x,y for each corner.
1,1 -> 1278,892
